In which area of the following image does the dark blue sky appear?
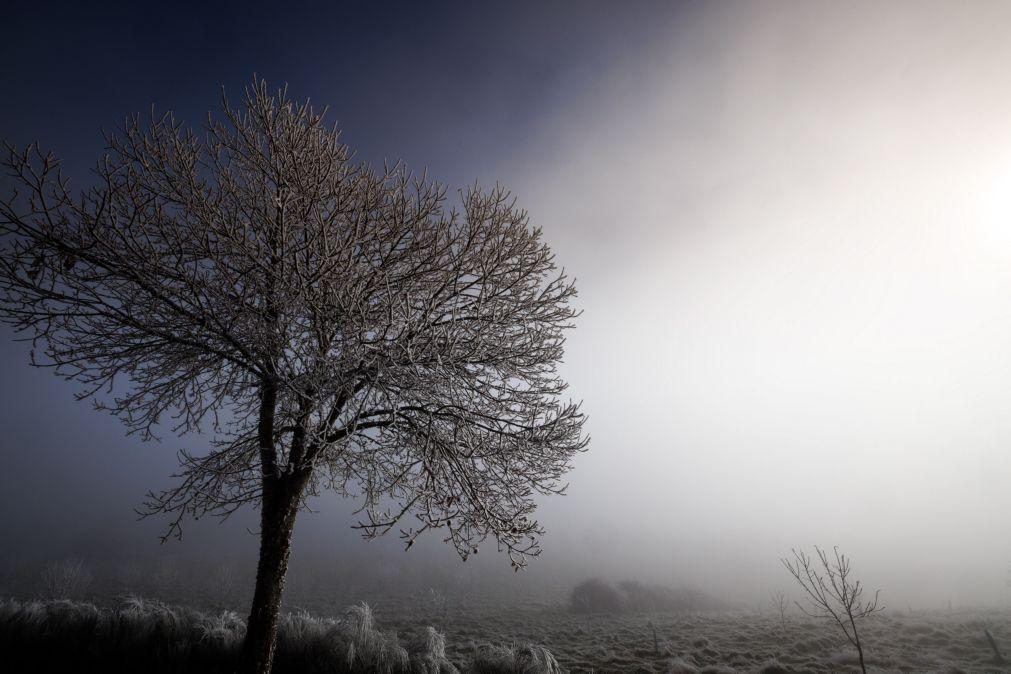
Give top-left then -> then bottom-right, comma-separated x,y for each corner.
3,1 -> 686,182
0,0 -> 686,562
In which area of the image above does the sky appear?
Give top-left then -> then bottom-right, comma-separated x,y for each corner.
4,0 -> 1011,607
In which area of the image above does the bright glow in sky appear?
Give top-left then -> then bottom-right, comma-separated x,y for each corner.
491,1 -> 1011,602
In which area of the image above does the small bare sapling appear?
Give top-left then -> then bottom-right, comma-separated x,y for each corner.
770,590 -> 789,631
41,559 -> 93,600
782,546 -> 883,674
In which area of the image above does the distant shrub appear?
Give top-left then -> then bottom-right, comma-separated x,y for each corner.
570,578 -> 625,613
619,581 -> 725,613
40,559 -> 93,600
569,578 -> 725,614
619,581 -> 670,612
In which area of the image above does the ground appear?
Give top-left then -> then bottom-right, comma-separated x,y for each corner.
374,599 -> 1011,672
4,564 -> 1011,672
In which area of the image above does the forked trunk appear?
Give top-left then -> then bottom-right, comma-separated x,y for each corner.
241,474 -> 307,674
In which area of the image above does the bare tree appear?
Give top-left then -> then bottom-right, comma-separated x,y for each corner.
782,546 -> 883,674
770,589 -> 788,632
0,79 -> 588,674
40,559 -> 93,600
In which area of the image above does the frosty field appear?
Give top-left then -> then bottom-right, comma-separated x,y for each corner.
4,570 -> 1010,673
360,598 -> 1011,673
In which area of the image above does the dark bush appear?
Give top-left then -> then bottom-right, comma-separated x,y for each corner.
570,579 -> 726,614
618,581 -> 725,613
569,578 -> 625,613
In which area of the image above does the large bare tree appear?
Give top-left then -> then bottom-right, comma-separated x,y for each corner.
0,80 -> 588,674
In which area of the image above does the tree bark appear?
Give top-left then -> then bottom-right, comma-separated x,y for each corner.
240,473 -> 307,674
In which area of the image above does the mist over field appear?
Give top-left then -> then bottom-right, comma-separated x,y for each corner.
4,2 -> 1011,672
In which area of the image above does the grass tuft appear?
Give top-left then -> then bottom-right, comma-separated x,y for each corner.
0,596 -> 569,673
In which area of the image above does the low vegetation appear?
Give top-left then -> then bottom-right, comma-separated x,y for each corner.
470,643 -> 562,674
2,584 -> 1011,671
39,559 -> 93,600
569,578 -> 625,614
0,596 -> 559,674
782,546 -> 884,674
4,559 -> 1010,672
569,578 -> 725,614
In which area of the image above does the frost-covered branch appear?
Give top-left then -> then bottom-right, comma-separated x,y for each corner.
0,78 -> 588,570
782,546 -> 883,673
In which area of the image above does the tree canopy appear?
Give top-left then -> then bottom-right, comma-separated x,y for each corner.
0,80 -> 588,568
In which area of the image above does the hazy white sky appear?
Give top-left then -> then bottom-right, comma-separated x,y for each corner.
488,1 -> 1011,603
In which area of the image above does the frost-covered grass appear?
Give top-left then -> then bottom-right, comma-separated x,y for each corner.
0,596 -> 240,673
380,596 -> 1011,673
470,643 -> 563,673
3,579 -> 1011,672
0,596 -> 560,673
470,606 -> 1011,673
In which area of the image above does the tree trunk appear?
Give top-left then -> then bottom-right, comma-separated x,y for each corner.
240,474 -> 307,674
850,618 -> 867,674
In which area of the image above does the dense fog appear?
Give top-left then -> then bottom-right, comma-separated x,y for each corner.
4,1 -> 1011,614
